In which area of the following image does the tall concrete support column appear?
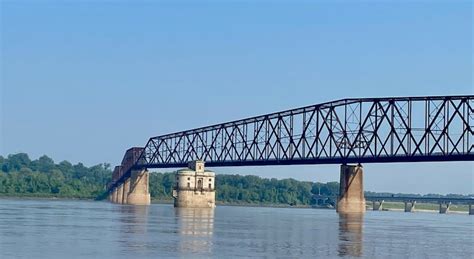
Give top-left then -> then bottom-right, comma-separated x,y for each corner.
373,200 -> 384,211
112,188 -> 118,203
469,204 -> 474,215
439,201 -> 451,214
122,178 -> 130,204
337,164 -> 366,214
404,200 -> 416,212
116,184 -> 124,204
127,169 -> 151,205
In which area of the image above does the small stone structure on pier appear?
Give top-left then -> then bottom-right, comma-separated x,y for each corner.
173,161 -> 216,208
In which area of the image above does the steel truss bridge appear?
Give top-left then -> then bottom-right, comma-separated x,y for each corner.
109,95 -> 473,189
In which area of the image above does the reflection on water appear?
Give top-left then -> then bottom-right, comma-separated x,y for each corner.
175,208 -> 215,255
0,199 -> 472,258
119,205 -> 150,234
338,213 -> 363,257
117,205 -> 151,254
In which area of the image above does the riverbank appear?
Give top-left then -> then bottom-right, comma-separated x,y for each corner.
1,196 -> 470,214
95,199 -> 474,214
372,201 -> 470,212
0,195 -> 95,201
150,198 -> 313,208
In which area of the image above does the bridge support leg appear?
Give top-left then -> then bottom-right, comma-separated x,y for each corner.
122,178 -> 130,204
373,200 -> 384,211
112,188 -> 118,203
127,169 -> 151,205
469,204 -> 473,215
404,200 -> 416,212
116,184 -> 123,204
439,201 -> 451,214
337,164 -> 366,214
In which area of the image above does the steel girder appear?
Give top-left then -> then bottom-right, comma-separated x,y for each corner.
109,95 -> 473,189
139,95 -> 473,168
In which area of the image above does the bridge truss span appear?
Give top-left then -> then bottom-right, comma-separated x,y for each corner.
138,95 -> 474,169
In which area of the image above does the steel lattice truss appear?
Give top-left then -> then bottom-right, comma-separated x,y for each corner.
137,95 -> 473,169
108,95 -> 473,189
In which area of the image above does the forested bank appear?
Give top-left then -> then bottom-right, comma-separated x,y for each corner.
1,154 -> 471,205
0,153 -> 111,199
0,153 -> 338,205
150,173 -> 339,205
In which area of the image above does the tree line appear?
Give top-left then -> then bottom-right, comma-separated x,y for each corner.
149,172 -> 340,206
1,153 -> 471,205
0,153 -> 111,198
0,153 -> 339,205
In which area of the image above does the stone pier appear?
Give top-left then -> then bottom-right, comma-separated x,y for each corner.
372,200 -> 384,211
336,164 -> 366,214
439,201 -> 451,214
127,169 -> 151,205
404,200 -> 416,212
112,187 -> 118,203
173,161 -> 216,208
122,178 -> 130,204
116,184 -> 124,204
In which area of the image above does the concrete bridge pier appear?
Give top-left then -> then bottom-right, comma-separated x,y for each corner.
122,178 -> 130,204
127,169 -> 151,205
112,187 -> 118,203
469,204 -> 473,215
372,200 -> 384,211
439,201 -> 451,214
404,200 -> 416,212
336,164 -> 366,214
116,184 -> 124,204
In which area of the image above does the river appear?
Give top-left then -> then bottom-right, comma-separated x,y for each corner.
0,198 -> 472,258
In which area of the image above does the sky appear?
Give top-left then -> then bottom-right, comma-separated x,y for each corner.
1,0 -> 472,194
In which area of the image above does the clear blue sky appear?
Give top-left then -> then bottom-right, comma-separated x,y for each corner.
1,0 -> 472,194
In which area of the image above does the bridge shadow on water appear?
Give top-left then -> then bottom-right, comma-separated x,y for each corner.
338,213 -> 364,257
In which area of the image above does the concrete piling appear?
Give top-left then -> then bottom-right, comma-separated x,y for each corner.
116,184 -> 124,204
127,169 -> 151,205
439,201 -> 451,214
372,200 -> 384,211
112,188 -> 118,203
336,164 -> 366,214
122,178 -> 130,204
404,200 -> 416,212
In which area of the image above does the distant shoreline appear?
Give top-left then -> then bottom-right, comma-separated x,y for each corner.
0,196 -> 469,214
0,196 -> 93,201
